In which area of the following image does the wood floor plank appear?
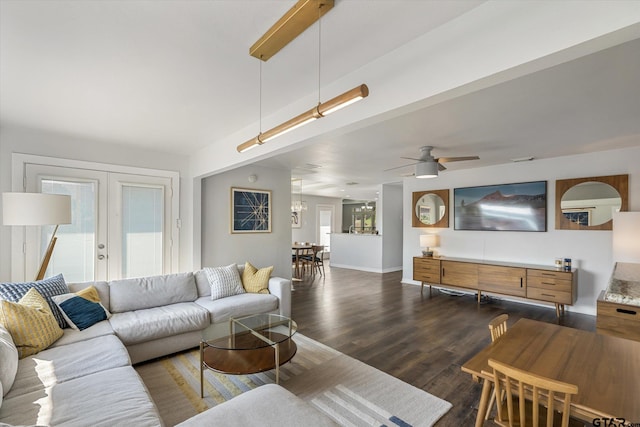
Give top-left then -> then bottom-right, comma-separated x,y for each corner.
291,263 -> 595,427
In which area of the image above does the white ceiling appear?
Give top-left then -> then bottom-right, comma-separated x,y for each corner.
2,1 -> 640,201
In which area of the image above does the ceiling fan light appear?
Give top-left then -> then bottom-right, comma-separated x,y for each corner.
415,161 -> 438,179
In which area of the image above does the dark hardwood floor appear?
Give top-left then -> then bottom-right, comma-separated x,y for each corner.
291,263 -> 596,427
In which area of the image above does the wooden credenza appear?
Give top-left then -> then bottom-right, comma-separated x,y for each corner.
413,256 -> 577,316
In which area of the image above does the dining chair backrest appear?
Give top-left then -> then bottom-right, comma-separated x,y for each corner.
489,358 -> 578,427
489,314 -> 509,342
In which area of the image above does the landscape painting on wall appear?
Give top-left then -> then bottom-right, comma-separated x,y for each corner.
454,181 -> 547,231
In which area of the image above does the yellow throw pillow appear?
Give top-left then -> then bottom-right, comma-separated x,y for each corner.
75,285 -> 101,303
242,262 -> 273,294
0,288 -> 63,359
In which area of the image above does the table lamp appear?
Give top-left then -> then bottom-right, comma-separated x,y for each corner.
613,212 -> 640,263
2,192 -> 72,280
420,234 -> 438,257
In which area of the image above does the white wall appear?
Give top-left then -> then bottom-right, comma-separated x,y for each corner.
291,194 -> 342,245
200,165 -> 291,278
402,146 -> 640,316
0,124 -> 193,281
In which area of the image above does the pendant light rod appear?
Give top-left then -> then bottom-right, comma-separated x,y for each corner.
237,84 -> 369,153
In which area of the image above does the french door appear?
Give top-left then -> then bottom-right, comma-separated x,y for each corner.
25,164 -> 176,282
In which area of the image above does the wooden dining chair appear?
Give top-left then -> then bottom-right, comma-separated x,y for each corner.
301,245 -> 325,276
488,358 -> 581,427
485,314 -> 509,420
310,245 -> 325,276
489,313 -> 509,342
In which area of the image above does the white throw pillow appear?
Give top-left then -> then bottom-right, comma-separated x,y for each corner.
205,264 -> 245,300
0,324 -> 18,397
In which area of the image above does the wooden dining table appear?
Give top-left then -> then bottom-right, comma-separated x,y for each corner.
462,318 -> 640,426
291,243 -> 313,280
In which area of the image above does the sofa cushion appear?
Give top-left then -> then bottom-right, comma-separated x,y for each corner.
241,262 -> 273,294
176,384 -> 339,427
49,319 -> 114,348
109,272 -> 197,313
195,293 -> 278,324
0,288 -> 63,359
109,302 -> 209,345
205,264 -> 245,300
51,287 -> 111,331
0,274 -> 70,328
0,366 -> 163,427
194,269 -> 211,297
0,326 -> 18,398
68,281 -> 110,309
6,334 -> 130,398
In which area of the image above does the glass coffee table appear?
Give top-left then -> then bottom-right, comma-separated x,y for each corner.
199,313 -> 297,398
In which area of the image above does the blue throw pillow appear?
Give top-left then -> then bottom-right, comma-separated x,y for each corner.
51,293 -> 109,331
0,274 -> 70,329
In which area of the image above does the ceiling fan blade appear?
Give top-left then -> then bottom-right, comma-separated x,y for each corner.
438,163 -> 447,171
436,156 -> 480,163
400,156 -> 424,162
384,162 -> 420,172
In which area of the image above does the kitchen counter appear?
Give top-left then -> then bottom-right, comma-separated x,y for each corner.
330,233 -> 400,273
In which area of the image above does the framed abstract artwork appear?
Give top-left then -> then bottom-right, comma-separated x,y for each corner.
291,210 -> 301,228
231,187 -> 271,233
454,181 -> 547,232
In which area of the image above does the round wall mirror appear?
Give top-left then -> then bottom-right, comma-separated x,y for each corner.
560,181 -> 621,227
412,189 -> 449,228
415,194 -> 446,225
555,174 -> 628,231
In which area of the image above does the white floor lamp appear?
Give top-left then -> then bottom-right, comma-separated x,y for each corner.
2,192 -> 72,280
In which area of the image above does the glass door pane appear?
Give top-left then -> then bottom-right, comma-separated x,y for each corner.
41,179 -> 97,283
121,184 -> 164,278
27,163 -> 108,282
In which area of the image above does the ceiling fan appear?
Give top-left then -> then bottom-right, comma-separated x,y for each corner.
385,145 -> 480,178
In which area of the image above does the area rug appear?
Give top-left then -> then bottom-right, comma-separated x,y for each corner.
135,334 -> 452,426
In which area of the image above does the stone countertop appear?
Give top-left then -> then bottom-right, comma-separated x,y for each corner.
604,262 -> 640,307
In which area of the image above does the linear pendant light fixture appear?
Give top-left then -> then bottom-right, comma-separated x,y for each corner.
237,0 -> 369,153
238,84 -> 368,153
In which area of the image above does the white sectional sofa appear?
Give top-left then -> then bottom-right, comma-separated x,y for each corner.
0,266 -> 293,426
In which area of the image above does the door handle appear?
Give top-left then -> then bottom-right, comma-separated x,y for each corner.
97,254 -> 105,260
98,244 -> 105,249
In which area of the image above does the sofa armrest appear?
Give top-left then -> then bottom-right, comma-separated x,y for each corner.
268,276 -> 291,318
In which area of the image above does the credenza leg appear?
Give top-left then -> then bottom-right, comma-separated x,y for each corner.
477,291 -> 482,304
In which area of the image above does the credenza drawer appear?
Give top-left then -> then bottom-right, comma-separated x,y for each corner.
527,286 -> 572,304
413,258 -> 441,283
527,269 -> 573,282
527,276 -> 572,292
416,272 -> 441,283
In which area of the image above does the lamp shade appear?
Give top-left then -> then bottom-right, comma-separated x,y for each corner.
2,193 -> 72,226
415,162 -> 438,179
613,212 -> 640,263
420,234 -> 438,248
